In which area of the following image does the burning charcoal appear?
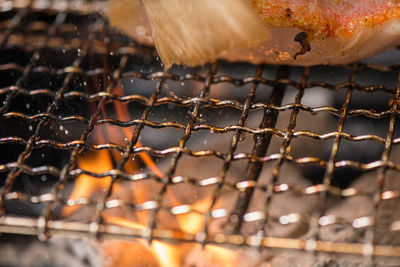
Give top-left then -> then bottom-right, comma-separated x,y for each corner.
318,124 -> 400,246
0,235 -> 102,267
268,252 -> 374,267
183,245 -> 260,267
100,240 -> 161,267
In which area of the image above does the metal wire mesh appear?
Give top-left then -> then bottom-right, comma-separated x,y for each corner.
1,0 -> 400,264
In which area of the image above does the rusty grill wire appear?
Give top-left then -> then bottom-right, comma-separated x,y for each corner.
1,0 -> 400,263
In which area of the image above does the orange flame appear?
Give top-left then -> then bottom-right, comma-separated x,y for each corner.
61,149 -> 113,217
113,81 -> 163,178
62,81 -> 180,266
104,215 -> 180,267
168,191 -> 238,266
63,81 -> 239,266
172,195 -> 211,234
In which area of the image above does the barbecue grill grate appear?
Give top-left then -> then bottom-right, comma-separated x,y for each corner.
1,0 -> 400,264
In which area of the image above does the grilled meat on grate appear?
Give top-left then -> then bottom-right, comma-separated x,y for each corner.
0,1 -> 400,266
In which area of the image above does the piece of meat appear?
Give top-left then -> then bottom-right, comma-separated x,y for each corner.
252,1 -> 400,39
237,0 -> 400,65
107,0 -> 400,66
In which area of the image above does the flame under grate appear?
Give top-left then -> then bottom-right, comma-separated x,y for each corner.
1,0 -> 400,264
